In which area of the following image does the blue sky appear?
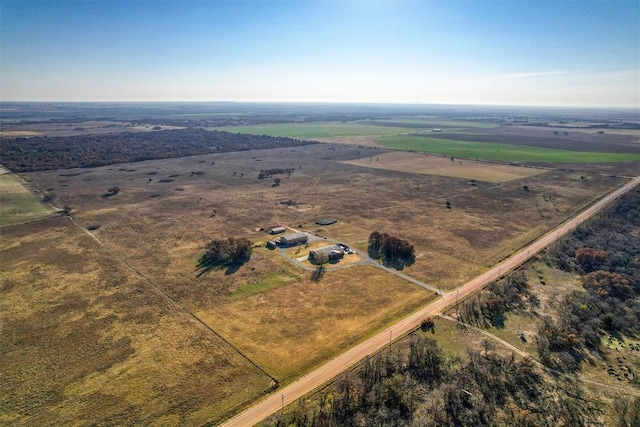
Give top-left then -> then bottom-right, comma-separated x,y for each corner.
1,0 -> 638,107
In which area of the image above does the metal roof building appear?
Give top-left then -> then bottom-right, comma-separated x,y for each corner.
278,232 -> 308,246
316,218 -> 337,226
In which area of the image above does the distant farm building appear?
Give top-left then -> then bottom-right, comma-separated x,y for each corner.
269,226 -> 286,235
308,245 -> 345,264
278,232 -> 308,246
266,240 -> 277,249
315,218 -> 337,226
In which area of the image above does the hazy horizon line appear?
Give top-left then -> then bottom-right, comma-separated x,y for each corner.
1,100 -> 638,111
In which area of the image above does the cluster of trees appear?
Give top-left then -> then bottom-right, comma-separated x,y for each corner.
0,129 -> 314,172
368,231 -> 415,269
268,334 -> 605,426
196,237 -> 252,277
257,168 -> 295,179
536,266 -> 639,372
537,188 -> 640,372
459,271 -> 539,328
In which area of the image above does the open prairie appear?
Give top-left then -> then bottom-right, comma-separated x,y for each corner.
0,217 -> 272,426
198,263 -> 436,382
3,137 -> 633,423
341,151 -> 546,183
0,120 -> 183,138
25,143 -> 626,287
0,130 -> 43,137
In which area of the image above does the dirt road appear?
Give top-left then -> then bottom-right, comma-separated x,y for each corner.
219,176 -> 640,427
438,314 -> 640,397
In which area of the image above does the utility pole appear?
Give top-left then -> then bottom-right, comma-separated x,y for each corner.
281,394 -> 284,413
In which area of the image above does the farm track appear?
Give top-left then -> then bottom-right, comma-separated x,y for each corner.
65,215 -> 280,387
438,315 -> 640,397
219,175 -> 640,427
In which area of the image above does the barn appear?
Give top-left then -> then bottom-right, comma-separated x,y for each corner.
308,245 -> 345,264
278,232 -> 308,246
269,226 -> 286,234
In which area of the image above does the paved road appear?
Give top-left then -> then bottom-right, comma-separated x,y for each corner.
219,176 -> 640,427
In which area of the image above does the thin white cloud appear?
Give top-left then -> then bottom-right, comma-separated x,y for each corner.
493,70 -> 576,80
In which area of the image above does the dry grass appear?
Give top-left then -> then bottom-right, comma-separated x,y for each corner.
0,218 -> 272,426
341,151 -> 546,183
296,221 -> 372,247
0,120 -> 183,138
0,130 -> 43,137
9,143 -> 629,422
196,264 -> 437,381
25,144 -> 625,295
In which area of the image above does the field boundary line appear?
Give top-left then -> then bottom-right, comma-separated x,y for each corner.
65,215 -> 279,387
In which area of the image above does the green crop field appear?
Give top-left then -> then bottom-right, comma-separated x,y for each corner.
364,118 -> 499,129
209,122 -> 420,138
377,135 -> 640,163
0,172 -> 52,226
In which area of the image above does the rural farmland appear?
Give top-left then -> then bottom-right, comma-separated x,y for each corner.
1,103 -> 639,426
3,0 -> 639,424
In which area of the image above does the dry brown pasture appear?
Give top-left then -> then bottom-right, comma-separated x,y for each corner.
198,263 -> 435,382
0,217 -> 271,426
0,130 -> 43,137
341,151 -> 546,183
26,143 -> 626,290
7,142 -> 630,423
0,120 -> 183,138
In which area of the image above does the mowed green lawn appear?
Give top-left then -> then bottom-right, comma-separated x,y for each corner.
209,122 -> 420,138
0,172 -> 51,225
378,135 -> 640,163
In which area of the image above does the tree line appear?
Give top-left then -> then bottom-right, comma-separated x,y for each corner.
0,129 -> 315,172
537,188 -> 640,373
266,334 -> 609,426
